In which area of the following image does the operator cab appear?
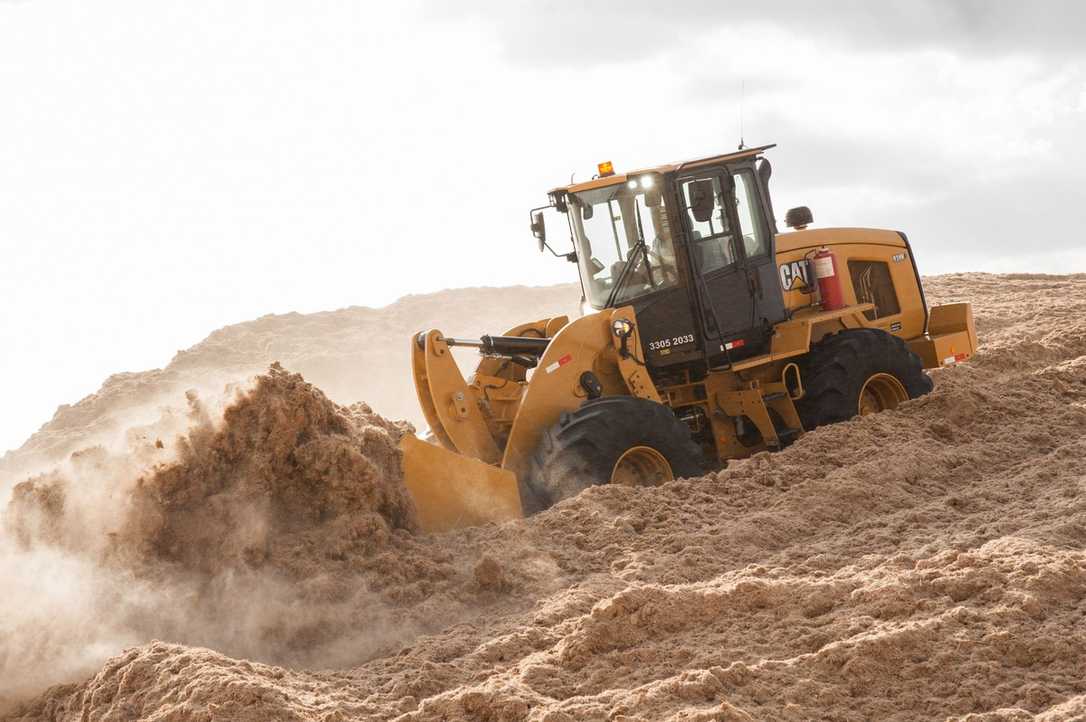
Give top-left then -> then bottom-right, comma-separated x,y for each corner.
532,145 -> 788,370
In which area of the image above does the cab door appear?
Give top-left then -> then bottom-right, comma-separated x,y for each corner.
676,170 -> 754,352
731,168 -> 787,336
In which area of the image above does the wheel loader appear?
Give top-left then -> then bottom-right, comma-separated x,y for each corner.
401,145 -> 977,532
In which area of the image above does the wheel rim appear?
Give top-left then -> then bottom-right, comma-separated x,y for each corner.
858,373 -> 908,416
610,446 -> 674,487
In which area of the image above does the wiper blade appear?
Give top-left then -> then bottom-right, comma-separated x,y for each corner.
605,240 -> 647,308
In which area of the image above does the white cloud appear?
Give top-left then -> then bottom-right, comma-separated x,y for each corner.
469,0 -> 1086,65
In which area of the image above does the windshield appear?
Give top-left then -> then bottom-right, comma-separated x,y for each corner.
568,182 -> 680,308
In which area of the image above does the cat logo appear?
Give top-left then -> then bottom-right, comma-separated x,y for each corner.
778,260 -> 811,291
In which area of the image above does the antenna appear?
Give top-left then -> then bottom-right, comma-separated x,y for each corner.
738,79 -> 746,150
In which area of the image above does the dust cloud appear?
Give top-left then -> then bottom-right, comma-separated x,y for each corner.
0,365 -> 432,711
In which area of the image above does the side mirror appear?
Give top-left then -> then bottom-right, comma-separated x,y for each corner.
785,206 -> 813,230
689,179 -> 715,223
757,157 -> 773,186
531,211 -> 547,251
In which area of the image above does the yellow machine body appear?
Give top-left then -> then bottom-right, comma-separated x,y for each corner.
400,152 -> 978,532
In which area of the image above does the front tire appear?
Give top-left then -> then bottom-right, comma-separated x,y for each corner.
520,396 -> 705,514
796,328 -> 933,430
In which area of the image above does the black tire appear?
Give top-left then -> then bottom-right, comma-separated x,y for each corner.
520,396 -> 705,514
796,328 -> 933,430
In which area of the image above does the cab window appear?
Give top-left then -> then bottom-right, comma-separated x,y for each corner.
568,185 -> 681,309
733,170 -> 769,259
679,176 -> 737,273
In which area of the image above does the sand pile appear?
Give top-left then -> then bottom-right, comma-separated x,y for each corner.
5,273 -> 1086,721
116,363 -> 416,576
7,364 -> 416,570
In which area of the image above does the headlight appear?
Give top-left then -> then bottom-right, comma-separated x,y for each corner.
611,318 -> 634,338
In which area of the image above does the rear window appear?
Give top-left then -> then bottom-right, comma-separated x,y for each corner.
848,260 -> 900,319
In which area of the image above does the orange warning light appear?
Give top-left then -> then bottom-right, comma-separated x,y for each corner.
597,161 -> 615,177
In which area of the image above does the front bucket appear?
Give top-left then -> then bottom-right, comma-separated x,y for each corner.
400,435 -> 524,533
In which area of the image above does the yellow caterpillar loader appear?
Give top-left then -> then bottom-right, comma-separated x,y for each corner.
402,145 -> 977,532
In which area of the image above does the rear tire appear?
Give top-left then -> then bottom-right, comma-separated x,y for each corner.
520,396 -> 705,514
797,328 -> 932,430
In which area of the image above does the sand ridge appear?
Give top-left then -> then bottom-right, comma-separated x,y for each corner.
0,284 -> 580,486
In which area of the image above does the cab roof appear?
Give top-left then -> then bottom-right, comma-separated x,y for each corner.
552,144 -> 776,196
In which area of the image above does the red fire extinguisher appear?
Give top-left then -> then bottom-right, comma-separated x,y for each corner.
811,246 -> 845,311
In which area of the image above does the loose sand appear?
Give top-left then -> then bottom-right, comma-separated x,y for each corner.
3,273 -> 1086,721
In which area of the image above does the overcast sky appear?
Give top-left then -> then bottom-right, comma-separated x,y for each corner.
2,0 -> 1085,454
